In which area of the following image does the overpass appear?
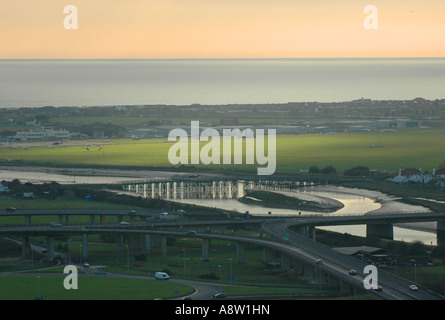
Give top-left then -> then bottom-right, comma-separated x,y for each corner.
282,211 -> 445,245
0,221 -> 443,300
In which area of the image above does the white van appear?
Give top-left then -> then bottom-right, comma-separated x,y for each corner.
155,272 -> 170,280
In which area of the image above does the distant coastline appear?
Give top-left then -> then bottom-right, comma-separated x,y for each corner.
1,58 -> 444,108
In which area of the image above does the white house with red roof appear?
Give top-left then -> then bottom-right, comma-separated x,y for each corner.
0,183 -> 9,192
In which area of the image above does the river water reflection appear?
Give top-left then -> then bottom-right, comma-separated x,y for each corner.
172,186 -> 437,245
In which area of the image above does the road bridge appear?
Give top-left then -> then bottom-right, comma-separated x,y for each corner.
0,222 -> 443,300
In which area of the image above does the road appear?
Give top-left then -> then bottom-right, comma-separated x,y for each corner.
263,221 -> 442,300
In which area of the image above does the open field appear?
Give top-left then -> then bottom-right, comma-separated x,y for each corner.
0,275 -> 194,300
1,128 -> 445,173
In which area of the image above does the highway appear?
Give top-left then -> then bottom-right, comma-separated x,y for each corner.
262,221 -> 442,300
1,207 -> 445,300
1,222 -> 443,300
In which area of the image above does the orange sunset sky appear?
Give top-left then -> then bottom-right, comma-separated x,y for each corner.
0,0 -> 444,59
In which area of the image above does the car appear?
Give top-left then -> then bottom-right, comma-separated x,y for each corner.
409,285 -> 418,291
84,263 -> 90,268
348,269 -> 357,276
50,222 -> 62,227
211,292 -> 226,299
185,230 -> 197,236
41,249 -> 47,254
155,272 -> 170,280
119,221 -> 130,226
315,259 -> 323,265
374,286 -> 383,291
127,210 -> 136,215
6,207 -> 16,212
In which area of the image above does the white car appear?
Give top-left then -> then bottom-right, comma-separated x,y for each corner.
119,221 -> 130,226
84,263 -> 90,268
409,285 -> 418,291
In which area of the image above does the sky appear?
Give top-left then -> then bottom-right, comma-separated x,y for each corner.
0,0 -> 444,59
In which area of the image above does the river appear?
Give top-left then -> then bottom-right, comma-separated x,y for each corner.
0,167 -> 437,245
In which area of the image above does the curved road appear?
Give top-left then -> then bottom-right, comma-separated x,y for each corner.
263,221 -> 442,300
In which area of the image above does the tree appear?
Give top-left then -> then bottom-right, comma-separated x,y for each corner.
308,166 -> 320,174
344,166 -> 371,177
321,166 -> 337,175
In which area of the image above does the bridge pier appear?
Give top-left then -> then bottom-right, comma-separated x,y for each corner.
293,259 -> 304,275
82,233 -> 88,261
263,247 -> 273,264
437,221 -> 445,247
89,215 -> 95,225
281,253 -> 291,270
65,215 -> 70,225
25,215 -> 32,227
118,234 -> 125,257
142,235 -> 151,254
366,223 -> 393,240
161,236 -> 167,260
308,226 -> 316,241
236,242 -> 245,264
100,215 -> 107,224
47,237 -> 55,261
202,238 -> 210,261
22,236 -> 31,259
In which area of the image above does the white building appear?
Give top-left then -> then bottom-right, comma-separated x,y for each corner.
16,125 -> 70,142
0,183 -> 9,192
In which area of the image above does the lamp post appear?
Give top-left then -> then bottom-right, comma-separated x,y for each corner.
218,265 -> 222,292
414,264 -> 417,283
183,249 -> 186,279
37,275 -> 40,299
228,258 -> 233,285
68,239 -> 72,264
148,272 -> 152,300
126,244 -> 130,273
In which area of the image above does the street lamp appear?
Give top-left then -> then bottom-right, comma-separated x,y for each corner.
68,239 -> 72,264
414,264 -> 417,283
228,258 -> 233,285
37,275 -> 40,299
218,265 -> 222,292
126,244 -> 130,273
148,272 -> 152,300
182,249 -> 186,279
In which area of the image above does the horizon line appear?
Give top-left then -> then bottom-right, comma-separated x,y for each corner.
1,57 -> 445,61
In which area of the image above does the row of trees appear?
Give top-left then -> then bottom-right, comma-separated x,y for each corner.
308,165 -> 370,176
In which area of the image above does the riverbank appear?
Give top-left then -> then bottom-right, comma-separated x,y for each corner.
0,165 -> 222,184
238,190 -> 344,213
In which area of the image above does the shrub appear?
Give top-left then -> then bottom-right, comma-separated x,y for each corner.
321,166 -> 337,175
308,166 -> 320,174
344,166 -> 371,177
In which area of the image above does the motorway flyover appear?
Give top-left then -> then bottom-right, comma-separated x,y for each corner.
0,223 -> 443,300
262,220 -> 443,300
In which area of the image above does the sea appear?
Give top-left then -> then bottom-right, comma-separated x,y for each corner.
0,58 -> 444,108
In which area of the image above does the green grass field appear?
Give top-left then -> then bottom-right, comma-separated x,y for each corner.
0,275 -> 194,300
1,128 -> 444,173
